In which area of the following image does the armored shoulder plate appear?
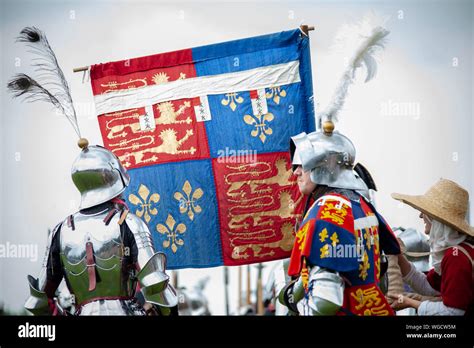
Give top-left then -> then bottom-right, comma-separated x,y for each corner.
125,213 -> 178,308
124,213 -> 155,267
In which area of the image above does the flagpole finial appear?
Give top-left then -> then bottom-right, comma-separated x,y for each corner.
300,25 -> 315,37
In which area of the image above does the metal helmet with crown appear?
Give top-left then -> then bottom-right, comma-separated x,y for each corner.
290,20 -> 389,191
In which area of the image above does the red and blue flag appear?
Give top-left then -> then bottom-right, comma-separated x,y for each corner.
90,29 -> 315,268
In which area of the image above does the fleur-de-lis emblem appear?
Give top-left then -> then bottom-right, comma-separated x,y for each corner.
174,180 -> 204,221
265,87 -> 287,104
243,112 -> 274,143
128,184 -> 160,223
156,214 -> 186,253
359,250 -> 370,280
221,93 -> 244,111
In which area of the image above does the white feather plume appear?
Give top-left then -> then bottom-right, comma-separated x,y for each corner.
319,19 -> 389,125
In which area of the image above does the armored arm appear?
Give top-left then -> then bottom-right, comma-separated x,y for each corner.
278,265 -> 345,316
24,223 -> 64,315
124,213 -> 178,311
304,266 -> 345,316
278,276 -> 305,315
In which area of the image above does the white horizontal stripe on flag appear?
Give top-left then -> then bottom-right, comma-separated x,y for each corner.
94,61 -> 301,115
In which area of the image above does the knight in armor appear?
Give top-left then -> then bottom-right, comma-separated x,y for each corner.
278,22 -> 401,316
7,27 -> 178,315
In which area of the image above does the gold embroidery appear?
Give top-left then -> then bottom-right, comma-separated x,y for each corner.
221,93 -> 244,111
365,305 -> 390,316
320,203 -> 348,226
363,228 -> 371,250
301,263 -> 309,290
156,214 -> 187,253
128,184 -> 160,223
223,157 -> 302,259
229,191 -> 300,230
374,229 -> 380,254
155,101 -> 192,125
101,78 -> 147,93
152,72 -> 169,85
330,232 -> 339,247
350,286 -> 390,316
243,112 -> 274,143
110,135 -> 155,151
374,228 -> 381,279
320,244 -> 330,258
174,180 -> 204,221
104,100 -> 191,144
359,250 -> 370,280
105,110 -> 141,140
231,222 -> 295,259
265,87 -> 287,104
319,228 -> 328,243
296,223 -> 310,251
151,71 -> 186,85
375,257 -> 381,280
225,159 -> 291,197
225,159 -> 301,230
116,128 -> 196,165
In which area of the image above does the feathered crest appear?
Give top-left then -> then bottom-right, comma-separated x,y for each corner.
319,17 -> 389,126
8,73 -> 64,109
7,26 -> 81,137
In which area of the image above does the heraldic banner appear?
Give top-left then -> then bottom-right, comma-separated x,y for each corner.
89,29 -> 315,269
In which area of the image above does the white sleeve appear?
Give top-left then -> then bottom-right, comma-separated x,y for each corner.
418,301 -> 466,316
402,263 -> 440,297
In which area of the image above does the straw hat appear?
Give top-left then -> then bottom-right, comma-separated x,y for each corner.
392,178 -> 474,237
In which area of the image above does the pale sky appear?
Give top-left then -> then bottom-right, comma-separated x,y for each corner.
0,0 -> 472,314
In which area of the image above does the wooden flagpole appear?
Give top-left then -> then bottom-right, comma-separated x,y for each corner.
172,270 -> 178,289
73,66 -> 88,73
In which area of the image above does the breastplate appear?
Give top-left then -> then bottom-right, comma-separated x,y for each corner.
60,209 -> 133,305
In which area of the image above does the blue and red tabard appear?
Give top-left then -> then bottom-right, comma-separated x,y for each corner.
288,193 -> 401,316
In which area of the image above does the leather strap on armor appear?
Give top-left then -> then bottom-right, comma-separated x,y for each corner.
85,241 -> 97,292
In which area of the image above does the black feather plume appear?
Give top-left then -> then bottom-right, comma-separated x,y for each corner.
8,73 -> 63,109
8,27 -> 81,137
16,27 -> 41,43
